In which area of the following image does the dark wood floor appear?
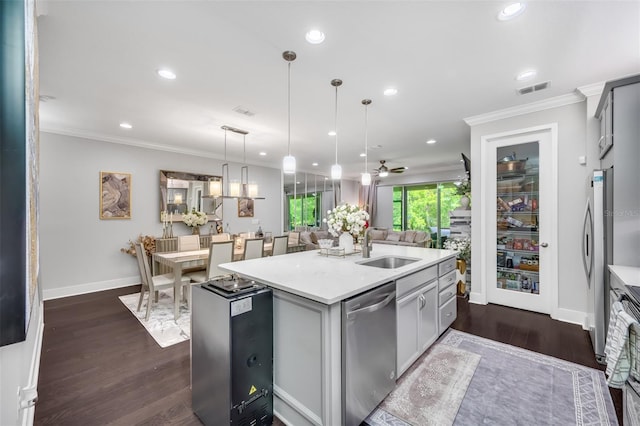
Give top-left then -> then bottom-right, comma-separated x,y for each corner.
34,287 -> 621,425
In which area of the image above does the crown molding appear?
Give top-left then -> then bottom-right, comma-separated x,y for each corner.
464,91 -> 586,127
577,82 -> 605,98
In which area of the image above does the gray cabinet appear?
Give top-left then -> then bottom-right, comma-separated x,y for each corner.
396,279 -> 438,377
438,264 -> 458,335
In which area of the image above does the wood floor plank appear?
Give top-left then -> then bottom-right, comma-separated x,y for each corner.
35,288 -> 622,425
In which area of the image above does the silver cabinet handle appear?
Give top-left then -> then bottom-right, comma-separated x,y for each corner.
541,242 -> 549,247
446,312 -> 453,317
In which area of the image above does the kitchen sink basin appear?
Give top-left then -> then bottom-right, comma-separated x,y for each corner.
357,256 -> 420,269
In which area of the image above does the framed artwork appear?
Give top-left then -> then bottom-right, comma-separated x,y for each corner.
100,171 -> 131,219
238,197 -> 254,217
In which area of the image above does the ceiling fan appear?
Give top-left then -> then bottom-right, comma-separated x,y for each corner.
373,160 -> 407,177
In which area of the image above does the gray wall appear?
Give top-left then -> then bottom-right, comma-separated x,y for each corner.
40,132 -> 282,299
469,100 -> 590,324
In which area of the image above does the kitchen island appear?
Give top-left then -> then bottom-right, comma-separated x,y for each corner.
219,244 -> 457,426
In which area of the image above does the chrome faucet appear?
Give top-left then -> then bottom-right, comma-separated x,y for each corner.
362,227 -> 386,258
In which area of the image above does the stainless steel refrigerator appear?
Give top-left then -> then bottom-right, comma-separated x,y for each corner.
584,76 -> 640,363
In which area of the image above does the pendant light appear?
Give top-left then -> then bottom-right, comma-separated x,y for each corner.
331,79 -> 343,180
361,99 -> 372,186
282,51 -> 297,174
220,125 -> 265,200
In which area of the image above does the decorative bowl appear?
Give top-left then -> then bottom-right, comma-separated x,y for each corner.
318,239 -> 334,249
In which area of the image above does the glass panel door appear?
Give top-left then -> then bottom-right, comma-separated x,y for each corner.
496,142 -> 540,295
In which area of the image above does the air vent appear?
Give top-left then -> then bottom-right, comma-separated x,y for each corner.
517,81 -> 551,95
233,105 -> 256,117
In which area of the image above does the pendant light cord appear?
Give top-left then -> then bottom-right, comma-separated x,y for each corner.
364,103 -> 368,172
334,84 -> 339,164
287,61 -> 291,156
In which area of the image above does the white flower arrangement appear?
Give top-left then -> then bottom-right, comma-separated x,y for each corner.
182,208 -> 208,228
323,203 -> 370,238
444,237 -> 471,262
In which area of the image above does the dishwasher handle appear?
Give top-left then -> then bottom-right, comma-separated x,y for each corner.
346,291 -> 395,320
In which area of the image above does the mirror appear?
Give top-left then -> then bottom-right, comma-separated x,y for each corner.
160,170 -> 223,222
283,172 -> 335,231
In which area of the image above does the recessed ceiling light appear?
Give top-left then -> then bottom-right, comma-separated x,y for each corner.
157,68 -> 176,80
324,177 -> 329,180
296,181 -> 301,184
312,162 -> 318,166
119,122 -> 132,129
259,152 -> 267,156
498,2 -> 526,21
328,131 -> 336,136
426,139 -> 436,145
305,29 -> 325,44
516,69 -> 537,81
360,153 -> 366,157
384,88 -> 398,96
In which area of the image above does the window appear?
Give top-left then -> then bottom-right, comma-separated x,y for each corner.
393,181 -> 464,248
288,193 -> 321,230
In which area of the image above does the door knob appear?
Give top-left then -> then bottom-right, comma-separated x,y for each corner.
541,242 -> 549,248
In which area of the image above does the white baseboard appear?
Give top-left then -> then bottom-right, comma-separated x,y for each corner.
468,292 -> 486,305
43,276 -> 140,300
552,307 -> 588,329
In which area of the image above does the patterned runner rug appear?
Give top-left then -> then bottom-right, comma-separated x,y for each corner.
368,329 -> 618,426
118,290 -> 190,348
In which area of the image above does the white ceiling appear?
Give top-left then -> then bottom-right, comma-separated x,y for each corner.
37,1 -> 640,180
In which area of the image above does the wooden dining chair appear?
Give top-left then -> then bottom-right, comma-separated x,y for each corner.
134,243 -> 191,321
243,238 -> 264,260
288,231 -> 300,246
186,241 -> 234,283
211,233 -> 231,243
272,235 -> 289,256
177,235 -> 201,251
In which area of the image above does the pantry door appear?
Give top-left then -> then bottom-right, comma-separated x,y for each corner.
483,126 -> 557,314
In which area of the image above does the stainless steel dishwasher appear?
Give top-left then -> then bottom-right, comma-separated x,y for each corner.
342,281 -> 396,426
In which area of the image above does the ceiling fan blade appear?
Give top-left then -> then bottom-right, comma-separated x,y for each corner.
390,167 -> 406,173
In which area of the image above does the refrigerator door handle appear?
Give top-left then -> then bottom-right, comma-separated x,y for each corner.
582,199 -> 593,284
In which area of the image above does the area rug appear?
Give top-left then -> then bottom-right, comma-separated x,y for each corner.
367,344 -> 481,426
118,290 -> 190,348
367,329 -> 618,426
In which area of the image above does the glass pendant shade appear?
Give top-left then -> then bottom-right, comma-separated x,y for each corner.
283,155 -> 296,174
248,182 -> 259,198
331,164 -> 342,180
361,172 -> 371,186
208,180 -> 222,197
379,170 -> 389,178
229,180 -> 241,198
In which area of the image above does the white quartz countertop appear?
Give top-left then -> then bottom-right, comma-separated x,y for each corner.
219,244 -> 458,305
609,265 -> 640,287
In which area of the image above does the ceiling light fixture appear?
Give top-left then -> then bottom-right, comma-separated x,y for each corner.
516,69 -> 537,81
305,29 -> 325,44
282,51 -> 297,174
312,162 -> 318,167
259,152 -> 266,156
157,69 -> 176,80
119,122 -> 132,129
384,88 -> 398,96
331,79 -> 343,180
360,153 -> 367,157
219,125 -> 264,200
426,139 -> 436,144
361,99 -> 372,186
498,2 -> 526,20
328,131 -> 336,136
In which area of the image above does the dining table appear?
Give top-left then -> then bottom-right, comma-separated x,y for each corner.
152,242 -> 308,319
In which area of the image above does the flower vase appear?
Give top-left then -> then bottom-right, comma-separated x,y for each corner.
192,226 -> 200,235
459,195 -> 470,210
339,232 -> 354,253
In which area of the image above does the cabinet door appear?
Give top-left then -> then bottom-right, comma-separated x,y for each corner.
418,284 -> 438,351
396,292 -> 419,377
488,128 -> 555,314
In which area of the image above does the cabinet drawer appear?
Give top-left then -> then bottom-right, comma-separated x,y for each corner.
439,296 -> 457,334
438,257 -> 457,277
438,283 -> 456,306
438,269 -> 457,292
396,265 -> 437,299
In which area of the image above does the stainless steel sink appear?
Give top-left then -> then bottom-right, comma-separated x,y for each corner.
357,256 -> 420,269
